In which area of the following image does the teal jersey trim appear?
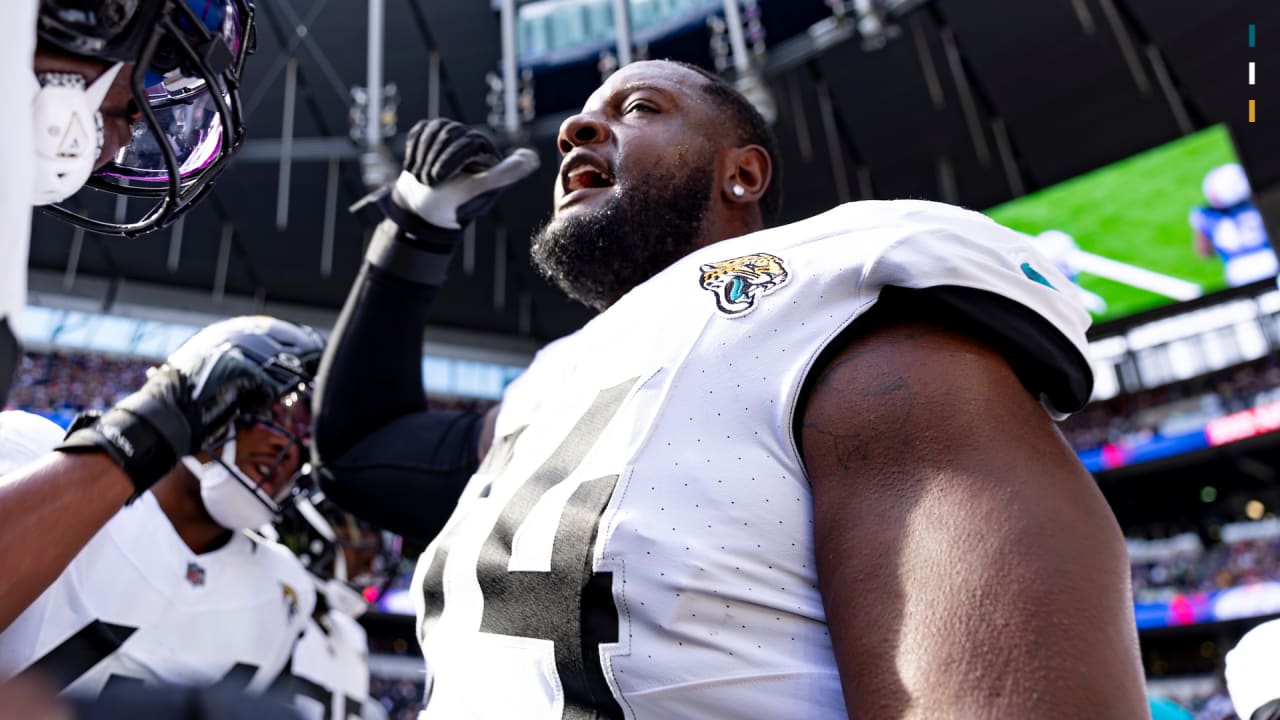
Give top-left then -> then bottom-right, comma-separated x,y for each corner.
1021,262 -> 1057,291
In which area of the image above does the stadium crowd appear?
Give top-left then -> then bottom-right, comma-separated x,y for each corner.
1062,355 -> 1280,452
7,351 -> 150,424
368,676 -> 426,720
5,350 -> 498,424
1129,520 -> 1280,604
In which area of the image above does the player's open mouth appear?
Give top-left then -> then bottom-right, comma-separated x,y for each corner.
559,154 -> 614,207
243,461 -> 287,499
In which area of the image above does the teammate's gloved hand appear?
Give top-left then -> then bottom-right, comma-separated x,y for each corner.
57,346 -> 274,501
389,118 -> 540,230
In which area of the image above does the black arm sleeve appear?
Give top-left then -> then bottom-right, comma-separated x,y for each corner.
317,410 -> 483,543
312,255 -> 484,542
313,261 -> 437,461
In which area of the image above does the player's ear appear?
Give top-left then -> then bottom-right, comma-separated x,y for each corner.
721,145 -> 771,205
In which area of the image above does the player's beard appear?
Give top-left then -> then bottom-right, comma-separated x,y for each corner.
531,162 -> 715,311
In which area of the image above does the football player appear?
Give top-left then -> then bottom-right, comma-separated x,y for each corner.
1191,163 -> 1277,288
313,60 -> 1148,716
2,0 -> 255,409
0,316 -> 320,701
271,495 -> 387,720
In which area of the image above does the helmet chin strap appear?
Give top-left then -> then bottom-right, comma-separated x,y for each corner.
185,438 -> 278,531
31,62 -> 124,206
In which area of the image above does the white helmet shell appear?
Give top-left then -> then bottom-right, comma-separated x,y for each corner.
31,63 -> 122,206
1202,163 -> 1252,210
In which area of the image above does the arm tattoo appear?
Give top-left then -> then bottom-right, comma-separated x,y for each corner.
802,326 -> 936,472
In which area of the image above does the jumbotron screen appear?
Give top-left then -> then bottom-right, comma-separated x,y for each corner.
985,124 -> 1274,328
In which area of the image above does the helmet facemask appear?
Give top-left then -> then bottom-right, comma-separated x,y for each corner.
188,383 -> 312,531
37,0 -> 256,236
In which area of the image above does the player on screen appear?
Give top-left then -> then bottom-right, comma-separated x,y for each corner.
0,316 -> 321,701
2,0 -> 255,410
1191,163 -> 1277,288
312,60 -> 1147,716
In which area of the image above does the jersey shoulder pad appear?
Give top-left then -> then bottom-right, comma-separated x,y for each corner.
247,532 -> 318,623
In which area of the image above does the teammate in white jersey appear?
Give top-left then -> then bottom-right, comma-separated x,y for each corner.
313,60 -> 1148,717
0,1 -> 263,632
275,495 -> 385,720
0,317 -> 322,706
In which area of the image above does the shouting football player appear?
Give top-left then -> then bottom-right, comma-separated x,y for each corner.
314,60 -> 1148,717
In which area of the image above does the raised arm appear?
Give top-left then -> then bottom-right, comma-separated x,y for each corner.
800,315 -> 1147,718
312,119 -> 536,542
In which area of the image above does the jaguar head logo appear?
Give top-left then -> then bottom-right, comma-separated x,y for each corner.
698,253 -> 789,318
281,583 -> 299,620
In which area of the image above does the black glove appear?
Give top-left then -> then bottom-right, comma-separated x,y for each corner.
365,119 -> 539,285
391,118 -> 540,230
64,409 -> 103,436
57,346 -> 273,501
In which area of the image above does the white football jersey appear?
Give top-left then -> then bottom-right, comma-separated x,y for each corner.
0,491 -> 315,697
410,200 -> 1093,718
291,604 -> 371,720
0,411 -> 65,474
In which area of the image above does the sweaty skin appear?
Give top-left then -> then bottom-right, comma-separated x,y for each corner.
801,315 -> 1147,718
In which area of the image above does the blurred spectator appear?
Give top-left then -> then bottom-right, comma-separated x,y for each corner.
1194,690 -> 1241,720
367,676 -> 425,720
6,350 -> 151,421
1063,355 -> 1280,453
1128,518 -> 1280,607
6,350 -> 496,425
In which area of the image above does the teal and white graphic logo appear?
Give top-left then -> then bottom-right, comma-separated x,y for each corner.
698,253 -> 790,317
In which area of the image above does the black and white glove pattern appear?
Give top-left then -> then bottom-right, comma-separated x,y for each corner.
391,118 -> 540,230
57,345 -> 273,501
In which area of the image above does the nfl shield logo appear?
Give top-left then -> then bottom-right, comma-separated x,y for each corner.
185,562 -> 206,587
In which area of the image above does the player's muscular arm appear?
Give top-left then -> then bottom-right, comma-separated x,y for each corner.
0,453 -> 131,631
801,320 -> 1148,719
313,120 -> 533,540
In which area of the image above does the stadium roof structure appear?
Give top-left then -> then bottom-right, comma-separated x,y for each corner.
27,0 -> 1276,365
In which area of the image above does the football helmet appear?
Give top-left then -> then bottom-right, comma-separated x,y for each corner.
35,0 -> 255,236
271,494 -> 397,618
1203,163 -> 1253,210
168,316 -> 323,529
